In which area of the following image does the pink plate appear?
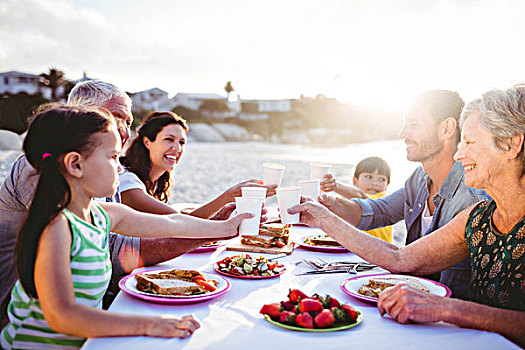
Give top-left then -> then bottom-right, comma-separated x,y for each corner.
340,273 -> 452,303
119,270 -> 231,304
189,242 -> 226,253
295,239 -> 349,253
213,263 -> 286,279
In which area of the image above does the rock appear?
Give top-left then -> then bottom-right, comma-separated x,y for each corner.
212,123 -> 250,141
280,131 -> 310,144
187,123 -> 225,142
0,130 -> 23,151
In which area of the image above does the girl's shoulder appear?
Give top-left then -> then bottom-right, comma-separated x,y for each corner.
40,211 -> 72,241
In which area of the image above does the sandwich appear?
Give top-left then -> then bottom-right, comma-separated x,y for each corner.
304,234 -> 342,247
241,223 -> 290,248
135,268 -> 218,296
357,276 -> 430,298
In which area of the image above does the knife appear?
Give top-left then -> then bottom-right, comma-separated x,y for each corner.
268,253 -> 287,261
295,269 -> 352,276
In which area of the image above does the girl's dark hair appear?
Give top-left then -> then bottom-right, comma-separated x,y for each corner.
354,156 -> 391,184
16,105 -> 113,298
120,111 -> 188,202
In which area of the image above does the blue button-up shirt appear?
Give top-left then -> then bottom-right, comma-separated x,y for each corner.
353,162 -> 490,299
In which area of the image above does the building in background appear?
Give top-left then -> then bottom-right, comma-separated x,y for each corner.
0,71 -> 64,100
130,87 -> 176,112
239,99 -> 291,121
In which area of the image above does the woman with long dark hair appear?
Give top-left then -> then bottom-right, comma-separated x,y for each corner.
119,111 -> 275,217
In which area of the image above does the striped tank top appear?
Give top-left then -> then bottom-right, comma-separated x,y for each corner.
0,201 -> 112,349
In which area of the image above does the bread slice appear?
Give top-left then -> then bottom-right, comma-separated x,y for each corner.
357,284 -> 382,298
259,223 -> 289,237
357,276 -> 430,298
306,234 -> 341,247
241,235 -> 275,248
135,269 -> 217,296
368,277 -> 429,294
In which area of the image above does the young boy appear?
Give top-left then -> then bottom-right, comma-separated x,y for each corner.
320,156 -> 393,242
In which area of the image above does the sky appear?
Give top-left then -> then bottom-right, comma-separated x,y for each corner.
1,0 -> 524,110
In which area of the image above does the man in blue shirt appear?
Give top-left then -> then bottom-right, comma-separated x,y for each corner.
321,90 -> 489,299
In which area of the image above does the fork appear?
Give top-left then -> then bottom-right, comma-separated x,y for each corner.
302,259 -> 323,269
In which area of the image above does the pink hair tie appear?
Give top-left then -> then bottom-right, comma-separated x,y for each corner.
42,153 -> 52,159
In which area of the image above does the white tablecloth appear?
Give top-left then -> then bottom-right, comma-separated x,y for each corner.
82,226 -> 519,350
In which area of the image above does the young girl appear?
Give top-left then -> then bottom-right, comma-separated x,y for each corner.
320,156 -> 393,242
0,106 -> 250,349
119,111 -> 274,217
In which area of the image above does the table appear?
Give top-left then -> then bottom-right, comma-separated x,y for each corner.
82,226 -> 519,350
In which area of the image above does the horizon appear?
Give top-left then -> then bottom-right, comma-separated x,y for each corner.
1,0 -> 524,111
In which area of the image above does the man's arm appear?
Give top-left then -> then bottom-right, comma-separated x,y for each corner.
321,187 -> 405,229
320,194 -> 363,226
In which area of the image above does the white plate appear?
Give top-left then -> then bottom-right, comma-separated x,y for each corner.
123,271 -> 229,299
340,273 -> 452,303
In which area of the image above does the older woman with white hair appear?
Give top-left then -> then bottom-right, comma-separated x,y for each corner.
288,85 -> 525,346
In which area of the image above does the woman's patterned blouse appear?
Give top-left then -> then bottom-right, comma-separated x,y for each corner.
465,201 -> 525,311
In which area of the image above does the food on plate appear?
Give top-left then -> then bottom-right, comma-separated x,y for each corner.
304,234 -> 342,247
241,223 -> 290,248
216,254 -> 282,277
202,241 -> 220,247
260,289 -> 360,329
357,276 -> 430,298
135,268 -> 218,296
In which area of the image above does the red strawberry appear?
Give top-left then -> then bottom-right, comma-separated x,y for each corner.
311,293 -> 323,301
281,300 -> 295,311
328,296 -> 340,308
288,289 -> 308,303
260,303 -> 281,318
299,298 -> 323,313
295,312 -> 314,329
314,309 -> 335,328
279,311 -> 296,325
341,304 -> 358,322
331,307 -> 345,323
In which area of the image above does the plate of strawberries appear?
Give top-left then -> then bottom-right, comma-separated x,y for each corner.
259,289 -> 362,332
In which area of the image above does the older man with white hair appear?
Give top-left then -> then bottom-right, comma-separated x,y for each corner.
0,80 -> 216,327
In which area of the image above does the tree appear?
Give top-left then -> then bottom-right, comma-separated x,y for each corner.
173,106 -> 201,123
0,93 -> 49,133
40,68 -> 66,101
224,81 -> 234,96
199,99 -> 229,112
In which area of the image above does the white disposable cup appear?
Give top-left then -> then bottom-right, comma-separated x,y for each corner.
276,186 -> 301,224
263,163 -> 285,186
235,197 -> 263,235
298,179 -> 320,201
241,186 -> 267,199
310,163 -> 331,180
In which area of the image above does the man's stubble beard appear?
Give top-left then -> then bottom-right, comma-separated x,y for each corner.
406,137 -> 444,164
